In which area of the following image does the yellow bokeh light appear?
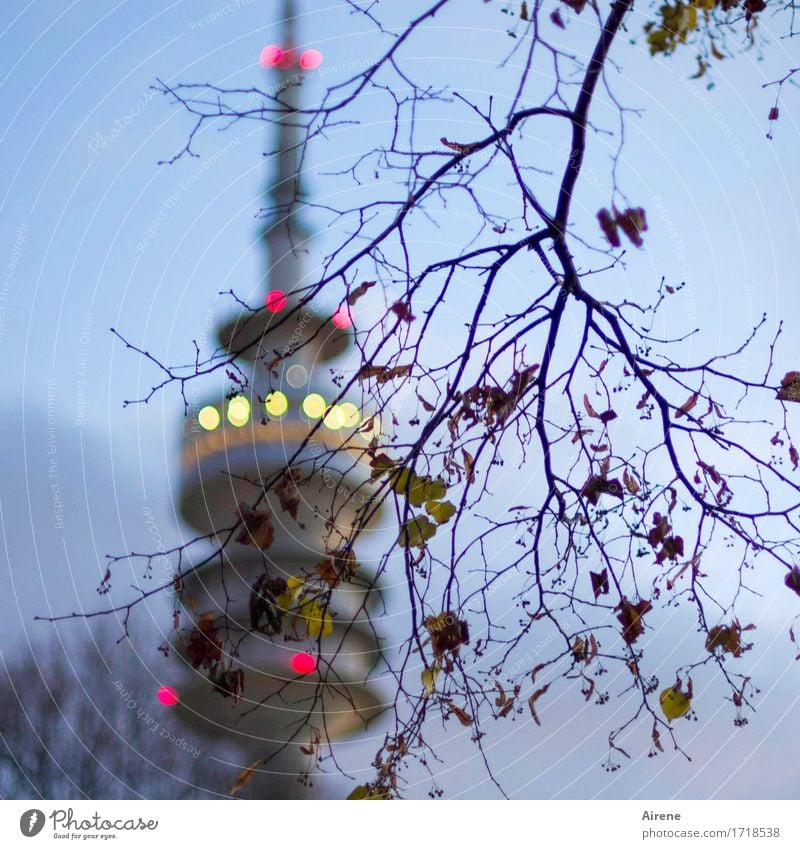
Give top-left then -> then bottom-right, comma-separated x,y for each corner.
339,402 -> 361,428
198,405 -> 220,431
323,405 -> 345,430
302,393 -> 326,419
227,396 -> 251,427
265,391 -> 288,417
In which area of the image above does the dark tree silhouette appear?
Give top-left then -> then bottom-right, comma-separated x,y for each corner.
44,1 -> 800,798
0,630 -> 237,799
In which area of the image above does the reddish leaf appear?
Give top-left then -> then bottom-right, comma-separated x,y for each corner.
462,448 -> 476,485
347,280 -> 375,305
597,208 -> 620,247
590,569 -> 609,599
652,724 -> 664,753
615,597 -> 652,645
777,372 -> 800,403
358,363 -> 412,383
655,535 -> 684,564
186,617 -> 223,670
390,301 -> 416,322
274,469 -> 303,522
647,512 -> 671,546
622,469 -> 640,495
418,393 -> 435,412
697,460 -> 722,485
581,475 -> 623,505
527,684 -> 550,725
785,566 -> 800,597
583,393 -> 600,419
615,207 -> 648,248
675,393 -> 699,419
561,0 -> 588,15
315,549 -> 358,589
441,137 -> 476,155
236,502 -> 274,549
705,621 -> 753,658
446,701 -> 474,726
588,634 -> 598,664
426,611 -> 470,660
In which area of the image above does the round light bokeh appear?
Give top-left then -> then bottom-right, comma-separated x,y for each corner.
265,390 -> 288,417
227,396 -> 251,427
299,49 -> 323,70
332,305 -> 352,329
323,405 -> 345,430
286,364 -> 308,388
197,405 -> 220,431
291,652 -> 317,674
259,44 -> 283,67
302,393 -> 326,419
157,685 -> 179,706
265,288 -> 287,313
339,402 -> 361,428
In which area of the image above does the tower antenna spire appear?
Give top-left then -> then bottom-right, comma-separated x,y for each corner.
262,0 -> 308,290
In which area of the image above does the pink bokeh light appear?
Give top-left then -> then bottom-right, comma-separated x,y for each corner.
259,44 -> 283,67
300,49 -> 323,71
332,305 -> 352,330
265,289 -> 287,313
157,685 -> 179,706
291,652 -> 317,675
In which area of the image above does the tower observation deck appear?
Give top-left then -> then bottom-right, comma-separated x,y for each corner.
169,0 -> 384,791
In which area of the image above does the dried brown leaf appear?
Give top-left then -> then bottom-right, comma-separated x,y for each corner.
675,393 -> 699,419
590,569 -> 609,599
462,448 -> 476,485
227,759 -> 262,796
358,364 -> 412,384
347,280 -> 376,305
236,502 -> 274,549
446,701 -> 474,726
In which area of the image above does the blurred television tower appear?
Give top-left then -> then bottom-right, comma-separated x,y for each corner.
170,0 -> 383,797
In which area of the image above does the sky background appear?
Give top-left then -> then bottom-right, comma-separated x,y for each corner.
1,0 -> 799,799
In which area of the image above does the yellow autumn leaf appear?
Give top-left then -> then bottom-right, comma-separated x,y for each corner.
422,477 -> 447,502
300,598 -> 333,638
659,686 -> 691,721
408,474 -> 429,507
390,467 -> 413,495
276,575 -> 304,610
421,662 -> 440,697
346,783 -> 390,800
398,515 -> 437,548
390,469 -> 448,507
425,499 -> 456,525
